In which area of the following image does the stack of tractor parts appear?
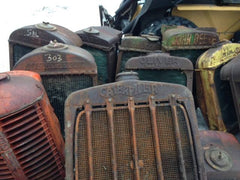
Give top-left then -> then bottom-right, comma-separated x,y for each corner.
125,53 -> 194,91
115,34 -> 161,75
196,42 -> 240,132
221,54 -> 240,131
65,72 -> 204,179
76,26 -> 122,83
200,130 -> 240,180
8,22 -> 82,69
161,25 -> 219,67
172,4 -> 240,40
0,70 -> 65,180
13,41 -> 97,136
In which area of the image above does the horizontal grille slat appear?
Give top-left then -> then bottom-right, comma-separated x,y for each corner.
5,119 -> 42,139
0,107 -> 39,127
0,158 -> 14,180
14,135 -> 48,155
76,100 -> 197,179
0,103 -> 65,179
8,125 -> 43,144
2,114 -> 40,133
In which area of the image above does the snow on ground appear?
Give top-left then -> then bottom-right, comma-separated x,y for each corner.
0,0 -> 121,72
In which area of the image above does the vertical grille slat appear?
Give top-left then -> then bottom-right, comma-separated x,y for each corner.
149,97 -> 164,180
128,98 -> 141,180
75,98 -> 198,179
85,103 -> 94,180
170,95 -> 187,180
106,99 -> 118,180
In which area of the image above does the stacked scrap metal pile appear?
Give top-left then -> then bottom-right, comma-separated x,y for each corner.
1,0 -> 240,179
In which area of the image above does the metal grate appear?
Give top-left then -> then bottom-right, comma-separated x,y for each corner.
42,74 -> 93,135
13,44 -> 34,68
0,156 -> 14,180
0,103 -> 65,180
75,98 -> 197,179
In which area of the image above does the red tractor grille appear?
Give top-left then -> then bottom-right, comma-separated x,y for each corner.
75,98 -> 197,179
0,103 -> 65,180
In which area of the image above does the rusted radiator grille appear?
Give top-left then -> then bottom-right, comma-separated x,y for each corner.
0,103 -> 65,180
41,74 -> 93,134
0,156 -> 14,180
76,100 -> 197,179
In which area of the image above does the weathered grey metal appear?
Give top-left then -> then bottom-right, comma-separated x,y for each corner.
125,53 -> 194,91
200,130 -> 240,180
9,22 -> 83,69
76,26 -> 122,83
116,35 -> 161,74
13,41 -> 97,136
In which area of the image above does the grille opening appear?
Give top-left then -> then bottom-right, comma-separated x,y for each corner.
2,113 -> 39,133
8,125 -> 43,144
42,74 -> 94,136
12,131 -> 46,151
21,142 -> 53,168
6,119 -> 42,139
17,141 -> 51,162
14,135 -> 47,155
10,128 -> 44,148
0,106 -> 37,126
75,102 -> 197,179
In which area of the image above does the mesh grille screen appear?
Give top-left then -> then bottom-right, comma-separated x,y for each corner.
76,103 -> 196,179
13,44 -> 34,67
42,74 -> 93,135
82,46 -> 108,83
0,104 -> 64,179
137,70 -> 187,86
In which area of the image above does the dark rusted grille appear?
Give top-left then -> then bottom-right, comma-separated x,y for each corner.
42,74 -> 93,135
0,156 -> 14,180
13,45 -> 34,68
76,100 -> 196,179
0,103 -> 65,180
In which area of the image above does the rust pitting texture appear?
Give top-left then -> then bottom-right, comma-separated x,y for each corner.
0,71 -> 65,179
65,79 -> 204,179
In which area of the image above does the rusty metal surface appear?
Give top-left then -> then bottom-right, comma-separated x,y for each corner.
13,41 -> 97,76
196,42 -> 240,131
0,71 -> 65,179
125,53 -> 194,90
0,71 -> 42,117
76,26 -> 122,83
221,54 -> 240,130
161,25 -> 219,50
200,130 -> 240,180
76,26 -> 122,50
65,77 -> 205,180
13,41 -> 98,136
116,35 -> 161,74
8,22 -> 83,69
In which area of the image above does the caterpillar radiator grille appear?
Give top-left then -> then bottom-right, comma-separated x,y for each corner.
42,74 -> 93,132
75,102 -> 196,179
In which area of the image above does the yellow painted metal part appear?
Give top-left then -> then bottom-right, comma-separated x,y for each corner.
172,5 -> 240,40
196,43 -> 240,131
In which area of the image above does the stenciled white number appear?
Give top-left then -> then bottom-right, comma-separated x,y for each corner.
44,54 -> 63,62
